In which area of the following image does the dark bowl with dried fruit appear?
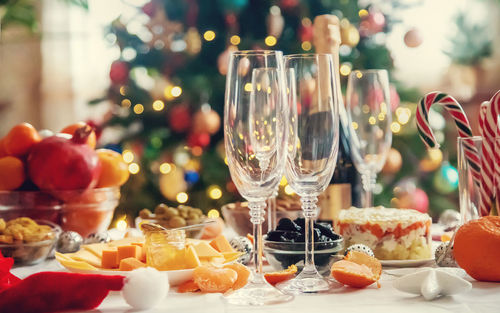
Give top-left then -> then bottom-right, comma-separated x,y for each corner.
263,218 -> 343,274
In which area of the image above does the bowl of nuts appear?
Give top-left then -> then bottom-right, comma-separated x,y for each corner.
136,204 -> 207,238
0,217 -> 61,265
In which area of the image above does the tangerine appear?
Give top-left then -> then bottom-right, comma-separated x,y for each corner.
0,156 -> 25,191
264,264 -> 297,285
177,280 -> 200,293
454,216 -> 500,282
330,260 -> 377,288
61,122 -> 97,149
193,265 -> 237,293
96,149 -> 129,187
344,251 -> 382,280
224,263 -> 250,290
3,123 -> 41,157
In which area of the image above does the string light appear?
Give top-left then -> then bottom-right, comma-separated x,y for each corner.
159,162 -> 172,174
340,64 -> 352,76
191,146 -> 203,156
203,30 -> 216,41
119,86 -> 127,96
171,86 -> 182,97
368,116 -> 376,125
265,36 -> 277,47
122,150 -> 134,163
301,41 -> 312,51
207,209 -> 220,218
284,185 -> 295,195
121,99 -> 131,108
391,122 -> 401,133
244,83 -> 253,92
230,35 -> 241,45
359,9 -> 369,18
355,71 -> 363,79
116,215 -> 127,231
352,121 -> 359,130
133,104 -> 144,114
152,100 -> 165,111
128,163 -> 140,174
208,185 -> 223,200
396,107 -> 411,125
176,192 -> 188,203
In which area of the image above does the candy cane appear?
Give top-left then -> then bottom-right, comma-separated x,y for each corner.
416,92 -> 482,191
487,90 -> 500,214
479,101 -> 494,216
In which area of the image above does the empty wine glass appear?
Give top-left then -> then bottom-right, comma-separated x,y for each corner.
223,50 -> 292,305
346,70 -> 392,207
278,54 -> 340,294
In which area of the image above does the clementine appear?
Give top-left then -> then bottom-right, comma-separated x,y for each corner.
193,265 -> 238,293
61,122 -> 97,149
344,251 -> 382,280
3,123 -> 41,157
177,280 -> 200,293
224,262 -> 250,290
264,264 -> 297,285
0,156 -> 25,190
454,216 -> 500,282
96,149 -> 129,187
330,251 -> 382,288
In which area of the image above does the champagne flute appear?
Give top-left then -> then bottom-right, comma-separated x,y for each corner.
278,54 -> 340,294
346,70 -> 392,207
223,50 -> 292,305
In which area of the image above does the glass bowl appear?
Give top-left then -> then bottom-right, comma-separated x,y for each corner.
0,220 -> 61,265
263,236 -> 344,275
0,187 -> 119,237
221,202 -> 302,236
135,216 -> 207,239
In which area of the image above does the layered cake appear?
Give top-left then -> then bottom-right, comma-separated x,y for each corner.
334,207 -> 432,260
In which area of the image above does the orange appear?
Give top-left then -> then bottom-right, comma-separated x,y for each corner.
3,123 -> 41,157
330,260 -> 377,288
61,122 -> 97,149
0,138 -> 7,157
224,263 -> 250,290
264,264 -> 297,285
177,280 -> 200,293
193,265 -> 238,293
96,149 -> 129,187
454,216 -> 500,282
0,156 -> 25,190
344,251 -> 382,280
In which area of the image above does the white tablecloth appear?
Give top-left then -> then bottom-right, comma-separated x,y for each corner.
12,259 -> 500,313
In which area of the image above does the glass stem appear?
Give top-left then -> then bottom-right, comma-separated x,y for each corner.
267,191 -> 278,232
301,196 -> 318,273
361,172 -> 376,207
249,200 -> 266,283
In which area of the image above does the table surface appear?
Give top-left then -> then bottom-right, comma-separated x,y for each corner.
12,259 -> 500,313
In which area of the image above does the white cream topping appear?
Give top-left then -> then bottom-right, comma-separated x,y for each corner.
338,206 -> 431,230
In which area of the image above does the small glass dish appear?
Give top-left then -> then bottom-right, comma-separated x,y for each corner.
135,216 -> 207,239
263,236 -> 344,275
0,220 -> 61,265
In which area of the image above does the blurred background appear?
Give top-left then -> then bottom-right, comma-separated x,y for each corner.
1,0 -> 499,222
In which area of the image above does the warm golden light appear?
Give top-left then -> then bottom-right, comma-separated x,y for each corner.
359,9 -> 369,17
396,107 -> 411,125
224,157 -> 228,165
352,121 -> 359,130
356,71 -> 363,79
244,83 -> 253,92
203,30 -> 216,41
265,36 -> 277,47
391,122 -> 401,133
122,150 -> 134,163
121,99 -> 131,108
133,104 -> 144,114
116,218 -> 127,231
230,35 -> 241,45
340,64 -> 352,76
128,163 -> 140,174
207,209 -> 220,218
301,41 -> 312,51
176,192 -> 188,203
208,185 -> 223,200
368,116 -> 376,125
152,100 -> 165,111
280,176 -> 288,186
284,185 -> 295,195
171,86 -> 182,97
119,86 -> 127,96
159,162 -> 172,174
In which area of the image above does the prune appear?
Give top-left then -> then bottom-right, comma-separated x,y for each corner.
314,222 -> 340,240
266,217 -> 340,243
283,231 -> 301,241
276,218 -> 301,232
267,230 -> 288,242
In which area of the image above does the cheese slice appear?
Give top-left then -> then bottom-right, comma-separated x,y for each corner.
209,235 -> 234,253
192,241 -> 222,258
55,252 -> 74,262
184,245 -> 202,269
221,251 -> 244,263
108,237 -> 144,247
70,249 -> 102,268
58,259 -> 98,271
82,243 -> 108,258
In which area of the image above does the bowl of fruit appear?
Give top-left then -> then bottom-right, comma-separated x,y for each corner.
0,122 -> 129,237
0,217 -> 61,265
263,218 -> 344,274
136,204 -> 207,239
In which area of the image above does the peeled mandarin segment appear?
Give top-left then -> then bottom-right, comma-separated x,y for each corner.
264,264 -> 298,285
223,263 -> 250,290
330,260 -> 376,288
344,251 -> 382,279
454,216 -> 500,282
193,266 -> 238,293
177,280 -> 200,293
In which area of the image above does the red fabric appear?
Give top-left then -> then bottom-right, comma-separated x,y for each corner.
0,253 -> 125,313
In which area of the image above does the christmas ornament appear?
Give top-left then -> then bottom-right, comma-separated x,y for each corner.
184,170 -> 200,184
109,61 -> 129,85
381,148 -> 402,175
217,46 -> 237,75
159,168 -> 187,201
192,108 -> 221,135
168,105 -> 191,132
340,24 -> 360,47
185,27 -> 202,55
56,231 -> 83,253
393,268 -> 471,300
359,10 -> 385,37
438,210 -> 461,231
412,188 -> 429,213
344,244 -> 374,257
435,242 -> 457,267
266,7 -> 285,38
84,232 -> 110,244
229,236 -> 253,264
145,9 -> 183,50
404,28 -> 423,48
419,148 -> 443,172
280,0 -> 299,9
187,132 -> 210,148
433,163 -> 459,194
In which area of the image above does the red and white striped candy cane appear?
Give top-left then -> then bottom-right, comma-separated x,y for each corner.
479,101 -> 495,216
416,92 -> 482,191
486,90 -> 500,214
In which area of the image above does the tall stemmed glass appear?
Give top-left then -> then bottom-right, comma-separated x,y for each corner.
278,54 -> 340,294
346,70 -> 392,207
223,50 -> 292,305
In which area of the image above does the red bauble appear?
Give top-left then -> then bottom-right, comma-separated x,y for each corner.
298,25 -> 314,42
280,0 -> 299,9
187,132 -> 210,148
168,105 -> 192,133
141,1 -> 156,17
192,109 -> 221,134
412,188 -> 429,213
109,61 -> 129,85
359,11 -> 385,37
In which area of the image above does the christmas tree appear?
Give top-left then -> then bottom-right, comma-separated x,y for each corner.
93,0 -> 457,220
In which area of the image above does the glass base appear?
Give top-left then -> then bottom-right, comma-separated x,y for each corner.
276,268 -> 341,295
223,279 -> 293,306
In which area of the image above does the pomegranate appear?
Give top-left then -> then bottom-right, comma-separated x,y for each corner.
28,126 -> 101,191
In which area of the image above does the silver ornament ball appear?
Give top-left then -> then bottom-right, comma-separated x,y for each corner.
229,236 -> 253,265
345,244 -> 375,257
438,209 -> 461,231
435,241 -> 457,267
84,231 -> 111,244
56,231 -> 83,253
